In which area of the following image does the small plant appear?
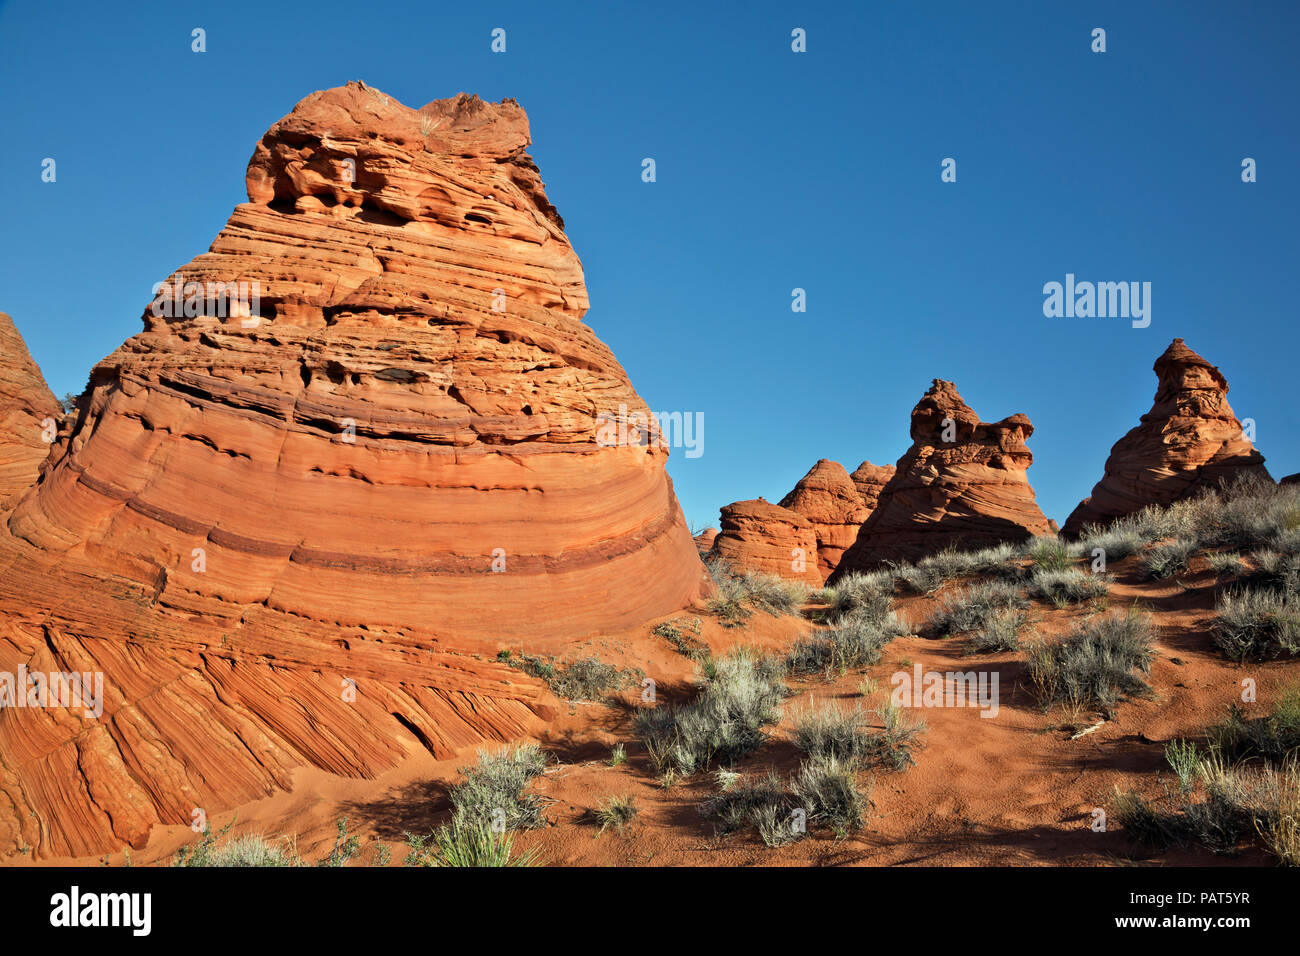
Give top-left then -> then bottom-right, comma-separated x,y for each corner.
791,702 -> 872,765
318,816 -> 362,867
1079,524 -> 1145,562
929,579 -> 1028,635
1165,739 -> 1201,793
505,654 -> 640,701
1213,588 -> 1300,661
1144,539 -> 1197,580
449,745 -> 549,831
1029,567 -> 1111,609
1208,551 -> 1244,576
593,795 -> 639,834
863,702 -> 926,771
1025,609 -> 1156,713
790,754 -> 871,838
699,770 -> 793,837
828,571 -> 895,623
609,743 -> 627,767
404,817 -> 540,867
1024,536 -> 1073,573
174,820 -> 299,868
637,649 -> 787,778
970,606 -> 1031,652
704,559 -> 808,625
653,617 -> 709,659
787,611 -> 907,677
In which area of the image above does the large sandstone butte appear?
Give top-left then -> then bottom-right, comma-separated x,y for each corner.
833,380 -> 1052,575
0,313 -> 59,506
778,459 -> 870,581
707,498 -> 821,585
1061,339 -> 1271,537
0,83 -> 705,859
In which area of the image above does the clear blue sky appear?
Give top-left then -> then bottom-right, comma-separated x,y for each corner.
2,0 -> 1296,532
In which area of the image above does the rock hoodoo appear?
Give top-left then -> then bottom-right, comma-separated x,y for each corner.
849,460 -> 896,513
778,459 -> 870,581
707,498 -> 821,585
1061,339 -> 1270,536
0,83 -> 704,859
833,380 -> 1052,574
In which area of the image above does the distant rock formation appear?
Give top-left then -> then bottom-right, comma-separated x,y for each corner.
708,498 -> 821,585
833,380 -> 1052,574
1062,339 -> 1270,537
0,313 -> 58,506
693,526 -> 718,552
778,459 -> 870,580
0,83 -> 706,859
849,460 -> 895,512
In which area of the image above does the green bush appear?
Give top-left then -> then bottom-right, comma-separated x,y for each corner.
637,649 -> 787,778
449,745 -> 549,831
1030,567 -> 1111,609
1213,588 -> 1300,661
1026,610 -> 1156,712
929,579 -> 1028,635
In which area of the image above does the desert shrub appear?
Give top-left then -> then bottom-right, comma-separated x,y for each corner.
174,824 -> 299,867
890,561 -> 947,595
1213,588 -> 1300,661
1025,610 -> 1156,712
1143,538 -> 1197,579
791,702 -> 872,765
653,617 -> 710,660
449,745 -> 549,831
1029,567 -> 1111,608
404,817 -> 540,867
971,606 -> 1031,652
862,702 -> 926,771
1207,689 -> 1300,764
1023,536 -> 1074,573
705,558 -> 808,623
504,654 -> 639,701
593,795 -> 639,834
637,649 -> 787,778
787,611 -> 907,677
318,816 -> 362,867
928,579 -> 1028,635
1079,524 -> 1145,562
1208,551 -> 1245,576
790,754 -> 871,838
1165,739 -> 1201,792
699,770 -> 795,839
1195,480 -> 1300,550
1243,549 -> 1300,600
828,571 -> 895,623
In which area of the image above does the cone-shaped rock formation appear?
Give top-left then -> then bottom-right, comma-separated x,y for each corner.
0,83 -> 704,859
778,459 -> 870,581
707,498 -> 821,585
1061,339 -> 1270,536
833,380 -> 1051,575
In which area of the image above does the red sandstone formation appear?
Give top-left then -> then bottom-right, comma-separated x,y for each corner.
833,380 -> 1052,574
1061,339 -> 1270,537
778,460 -> 870,581
0,83 -> 704,859
707,498 -> 821,585
849,460 -> 895,512
693,527 -> 718,552
0,313 -> 58,506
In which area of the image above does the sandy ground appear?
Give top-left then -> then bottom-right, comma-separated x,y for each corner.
22,552 -> 1292,867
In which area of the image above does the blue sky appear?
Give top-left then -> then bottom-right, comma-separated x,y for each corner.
1,0 -> 1296,531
